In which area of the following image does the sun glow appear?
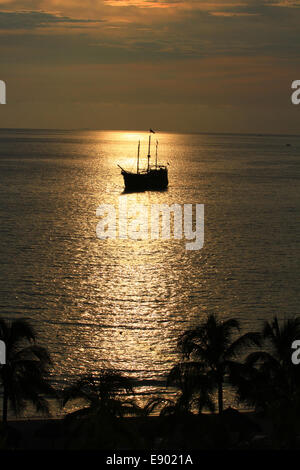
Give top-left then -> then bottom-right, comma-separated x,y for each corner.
121,132 -> 146,142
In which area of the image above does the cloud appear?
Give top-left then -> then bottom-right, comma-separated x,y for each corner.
0,0 -> 299,132
271,0 -> 300,6
210,11 -> 259,16
0,0 -> 300,65
0,10 -> 104,30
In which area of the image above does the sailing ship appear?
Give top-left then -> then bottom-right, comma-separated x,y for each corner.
118,129 -> 168,191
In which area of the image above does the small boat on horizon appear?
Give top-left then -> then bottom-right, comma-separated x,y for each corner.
118,129 -> 169,191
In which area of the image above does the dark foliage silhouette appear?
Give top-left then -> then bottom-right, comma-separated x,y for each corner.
178,314 -> 261,413
62,369 -> 142,448
0,318 -> 53,423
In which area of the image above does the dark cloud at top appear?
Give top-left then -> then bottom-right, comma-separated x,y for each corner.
0,3 -> 299,65
0,10 -> 104,30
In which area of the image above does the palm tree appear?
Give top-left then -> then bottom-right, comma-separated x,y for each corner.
62,369 -> 141,449
143,362 -> 215,419
0,318 -> 53,423
62,369 -> 138,418
178,314 -> 261,414
166,362 -> 215,414
233,316 -> 300,411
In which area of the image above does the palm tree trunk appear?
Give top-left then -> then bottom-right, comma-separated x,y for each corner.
2,385 -> 8,423
218,381 -> 223,414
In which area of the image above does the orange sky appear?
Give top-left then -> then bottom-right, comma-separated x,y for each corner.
0,0 -> 299,133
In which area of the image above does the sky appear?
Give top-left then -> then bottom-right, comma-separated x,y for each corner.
0,0 -> 300,133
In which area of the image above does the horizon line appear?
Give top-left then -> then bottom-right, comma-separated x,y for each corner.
0,127 -> 299,138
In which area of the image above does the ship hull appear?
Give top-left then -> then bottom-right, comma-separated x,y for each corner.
122,168 -> 168,191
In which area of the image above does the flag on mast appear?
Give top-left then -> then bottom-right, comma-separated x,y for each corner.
150,128 -> 155,134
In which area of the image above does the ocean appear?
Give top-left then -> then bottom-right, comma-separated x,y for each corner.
0,128 -> 299,417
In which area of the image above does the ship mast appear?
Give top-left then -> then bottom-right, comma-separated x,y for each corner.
147,133 -> 151,171
137,140 -> 140,173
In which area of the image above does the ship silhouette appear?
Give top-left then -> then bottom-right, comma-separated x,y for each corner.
118,129 -> 168,191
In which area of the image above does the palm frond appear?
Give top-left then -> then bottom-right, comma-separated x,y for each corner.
224,332 -> 261,359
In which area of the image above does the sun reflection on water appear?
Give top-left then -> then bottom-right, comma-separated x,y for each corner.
2,129 -> 297,415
